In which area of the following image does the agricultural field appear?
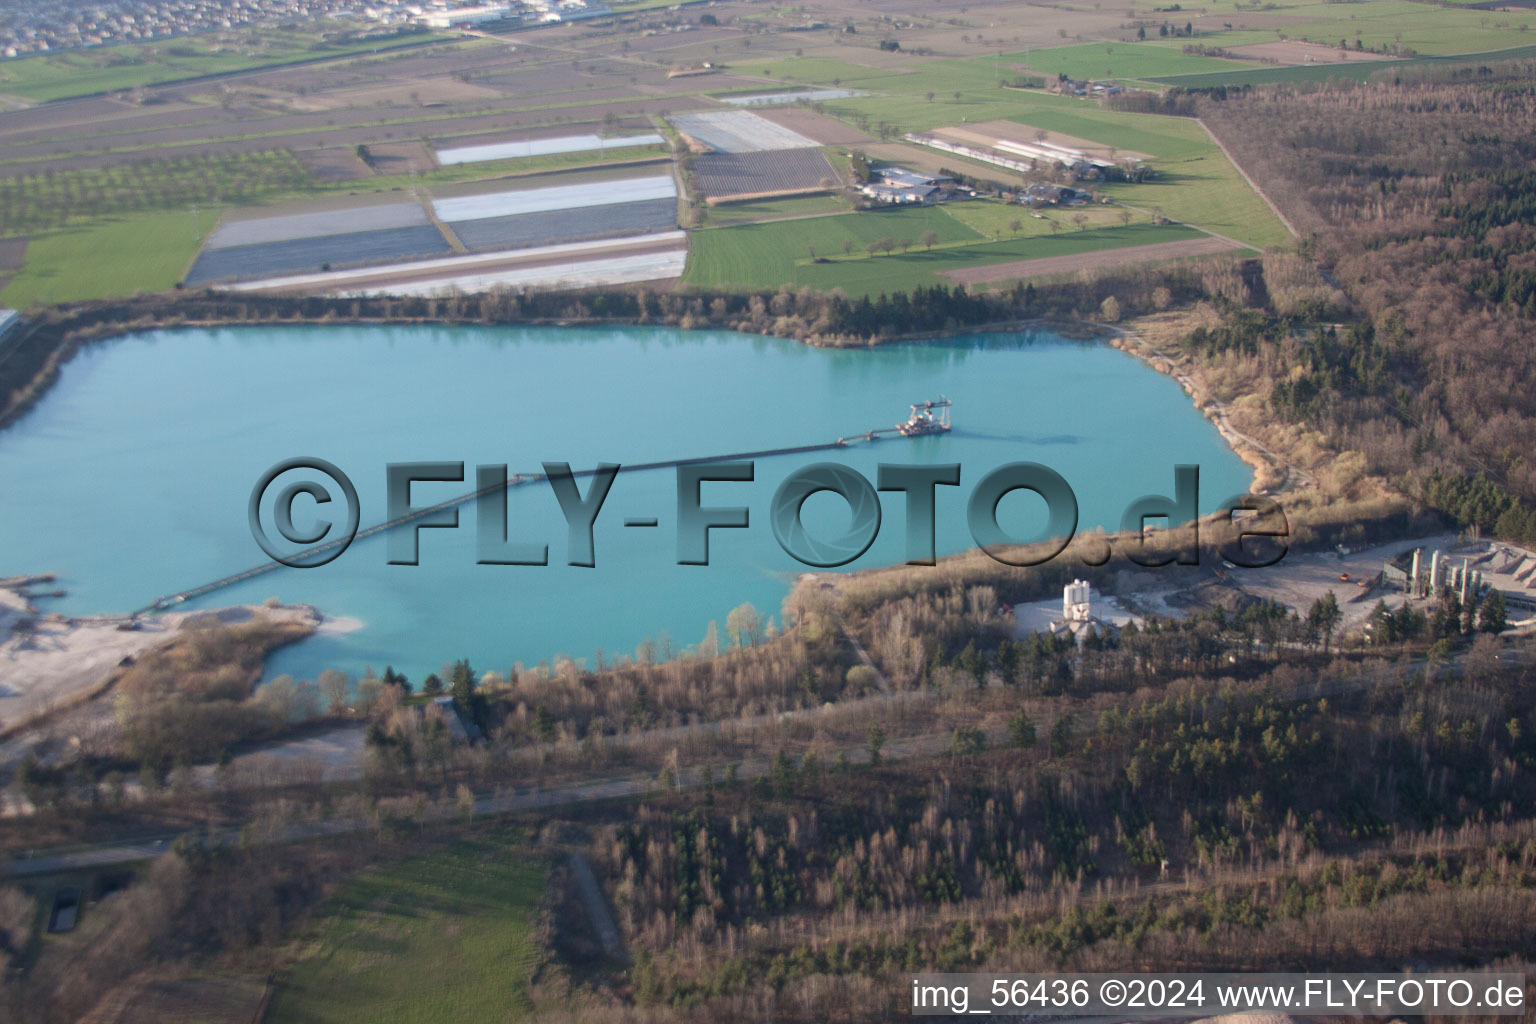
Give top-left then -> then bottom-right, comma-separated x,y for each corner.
942,199 -> 1146,239
225,232 -> 686,296
891,110 -> 1291,249
0,211 -> 207,307
451,198 -> 678,252
433,132 -> 668,167
346,245 -> 689,296
204,201 -> 429,249
0,237 -> 26,292
683,205 -> 980,291
719,88 -> 865,106
185,224 -> 451,286
0,0 -> 1517,305
1190,0 -> 1533,57
995,42 -> 1265,83
687,216 -> 1209,296
1151,42 -> 1536,88
694,149 -> 838,201
704,194 -> 848,227
0,151 -> 313,236
175,166 -> 683,286
669,111 -> 820,153
431,175 -> 677,223
0,25 -> 447,103
265,833 -> 545,1024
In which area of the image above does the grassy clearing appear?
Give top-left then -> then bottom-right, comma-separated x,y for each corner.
1257,0 -> 1532,56
684,206 -> 980,290
997,42 -> 1263,82
1108,119 -> 1294,248
0,211 -> 211,308
1153,42 -> 1536,88
1119,0 -> 1526,53
264,833 -> 545,1024
942,199 -> 1147,239
726,56 -> 904,86
686,216 -> 1205,296
0,26 -> 451,103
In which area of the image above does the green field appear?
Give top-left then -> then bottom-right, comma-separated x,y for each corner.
1,211 -> 211,308
1152,42 -> 1536,89
941,198 -> 1144,238
704,194 -> 850,226
0,25 -> 448,103
889,110 -> 1292,248
997,42 -> 1265,83
1116,0 -> 1528,54
724,55 -> 1290,250
264,834 -> 545,1024
685,206 -> 981,290
686,215 -> 1208,296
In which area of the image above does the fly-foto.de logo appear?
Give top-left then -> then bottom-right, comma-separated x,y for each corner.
248,459 -> 1289,572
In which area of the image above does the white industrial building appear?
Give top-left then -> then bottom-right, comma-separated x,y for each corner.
418,4 -> 514,27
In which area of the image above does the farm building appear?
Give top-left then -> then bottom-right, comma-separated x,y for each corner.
878,167 -> 953,189
1020,183 -> 1091,207
861,182 -> 938,204
860,166 -> 954,204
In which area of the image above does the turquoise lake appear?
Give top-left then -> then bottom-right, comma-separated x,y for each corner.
0,324 -> 1252,681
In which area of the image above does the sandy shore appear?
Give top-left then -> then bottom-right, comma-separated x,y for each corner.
0,586 -> 318,739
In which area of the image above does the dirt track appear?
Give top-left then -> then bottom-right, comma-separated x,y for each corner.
939,235 -> 1240,285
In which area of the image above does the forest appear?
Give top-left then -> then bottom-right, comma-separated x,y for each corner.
1191,62 -> 1536,545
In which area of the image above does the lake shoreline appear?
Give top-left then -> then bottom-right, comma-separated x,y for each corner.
0,289 -> 1282,507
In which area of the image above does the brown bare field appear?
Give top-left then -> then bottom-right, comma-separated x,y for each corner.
704,186 -> 828,205
305,76 -> 509,109
295,146 -> 373,182
0,98 -> 222,145
753,106 -> 874,145
430,117 -> 657,148
213,189 -> 424,225
937,120 -> 1153,163
1226,40 -> 1397,64
939,235 -> 1241,285
363,139 -> 437,175
0,79 -> 705,176
79,972 -> 270,1024
0,237 -> 26,271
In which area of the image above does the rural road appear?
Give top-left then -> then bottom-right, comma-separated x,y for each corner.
0,728 -> 955,878
7,636 -> 1532,879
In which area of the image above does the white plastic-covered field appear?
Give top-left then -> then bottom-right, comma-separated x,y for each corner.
432,175 -> 677,223
342,249 -> 688,297
721,89 -> 863,106
668,111 -> 819,153
205,201 -> 428,249
223,232 -> 688,293
434,132 -> 666,165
